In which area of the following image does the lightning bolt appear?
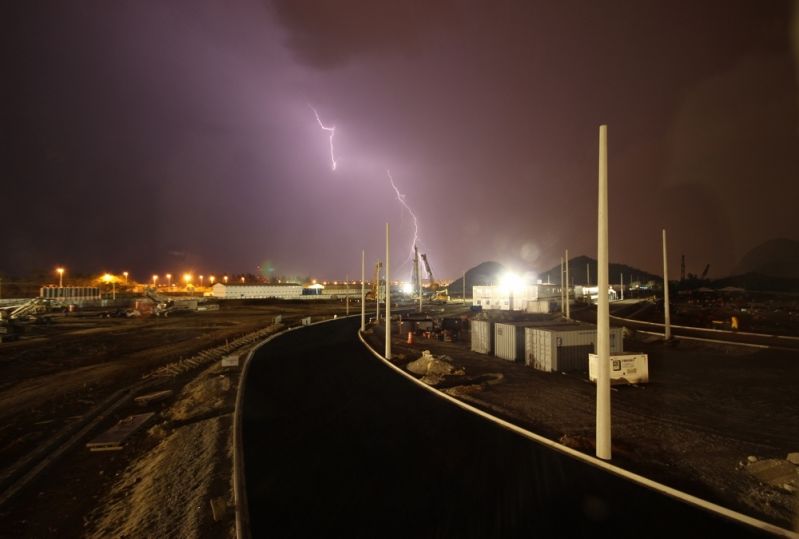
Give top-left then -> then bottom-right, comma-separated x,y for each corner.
309,104 -> 337,171
386,169 -> 420,266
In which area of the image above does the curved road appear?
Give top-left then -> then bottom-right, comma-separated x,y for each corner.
242,318 -> 780,538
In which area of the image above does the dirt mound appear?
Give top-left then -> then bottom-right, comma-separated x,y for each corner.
406,350 -> 464,385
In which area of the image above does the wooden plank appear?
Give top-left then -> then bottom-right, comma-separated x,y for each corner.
86,412 -> 154,451
133,389 -> 173,406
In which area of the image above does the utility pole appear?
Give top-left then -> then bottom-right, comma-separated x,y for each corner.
596,124 -> 611,461
376,260 -> 381,323
360,250 -> 365,332
560,256 -> 565,314
620,273 -> 624,301
385,223 -> 391,360
587,263 -> 590,287
415,247 -> 422,313
663,229 -> 671,340
565,249 -> 570,319
462,271 -> 466,304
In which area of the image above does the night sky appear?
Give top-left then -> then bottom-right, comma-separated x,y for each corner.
4,1 -> 798,283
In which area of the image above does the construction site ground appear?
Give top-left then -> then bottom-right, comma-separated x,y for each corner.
0,301 -> 352,538
367,305 -> 799,532
2,298 -> 797,535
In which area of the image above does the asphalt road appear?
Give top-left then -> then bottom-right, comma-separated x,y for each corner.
241,317 -> 778,538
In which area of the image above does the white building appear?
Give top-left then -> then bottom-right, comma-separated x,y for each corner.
210,283 -> 303,300
472,284 -> 560,311
574,286 -> 618,303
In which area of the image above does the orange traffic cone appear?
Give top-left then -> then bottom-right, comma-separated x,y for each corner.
407,331 -> 414,344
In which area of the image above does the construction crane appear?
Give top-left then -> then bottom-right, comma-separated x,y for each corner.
420,253 -> 449,303
420,253 -> 435,288
365,261 -> 382,301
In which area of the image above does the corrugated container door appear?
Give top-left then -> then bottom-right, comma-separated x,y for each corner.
470,320 -> 492,354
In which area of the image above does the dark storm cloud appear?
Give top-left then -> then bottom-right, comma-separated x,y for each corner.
3,0 -> 798,282
268,0 -> 457,68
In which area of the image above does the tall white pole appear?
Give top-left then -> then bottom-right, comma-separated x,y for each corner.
463,271 -> 466,304
596,124 -> 611,461
620,272 -> 624,301
662,228 -> 671,340
561,256 -> 565,314
361,250 -> 365,332
416,249 -> 422,313
385,223 -> 392,360
565,249 -> 570,320
376,260 -> 381,322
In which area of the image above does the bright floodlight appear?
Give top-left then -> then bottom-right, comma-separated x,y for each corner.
498,271 -> 525,293
401,282 -> 414,295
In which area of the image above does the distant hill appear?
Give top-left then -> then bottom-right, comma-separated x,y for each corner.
446,261 -> 505,297
542,255 -> 660,286
733,238 -> 799,279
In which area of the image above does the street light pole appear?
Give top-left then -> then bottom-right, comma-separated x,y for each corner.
663,228 -> 671,340
57,267 -> 64,288
596,124 -> 611,461
385,222 -> 391,360
360,250 -> 365,332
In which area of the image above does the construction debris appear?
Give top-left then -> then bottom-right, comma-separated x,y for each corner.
133,390 -> 173,406
86,413 -> 155,452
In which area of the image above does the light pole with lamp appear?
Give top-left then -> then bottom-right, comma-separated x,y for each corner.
56,267 -> 64,288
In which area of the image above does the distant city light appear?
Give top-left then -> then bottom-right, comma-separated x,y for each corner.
401,282 -> 414,295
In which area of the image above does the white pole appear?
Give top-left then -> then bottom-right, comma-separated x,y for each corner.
376,260 -> 381,322
596,124 -> 611,461
361,250 -> 365,332
561,256 -> 565,314
565,249 -> 570,320
416,249 -> 422,313
663,228 -> 671,340
620,272 -> 624,301
463,271 -> 466,304
385,223 -> 392,360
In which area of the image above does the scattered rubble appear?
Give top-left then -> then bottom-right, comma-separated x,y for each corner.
406,350 -> 464,386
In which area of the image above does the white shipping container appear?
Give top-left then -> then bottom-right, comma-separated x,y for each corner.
589,353 -> 649,384
494,322 -> 526,362
525,325 -> 623,372
470,319 -> 493,354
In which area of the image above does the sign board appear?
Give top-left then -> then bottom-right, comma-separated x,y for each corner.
301,316 -> 312,326
273,314 -> 282,325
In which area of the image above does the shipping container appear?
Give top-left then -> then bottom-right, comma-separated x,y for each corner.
494,322 -> 526,362
525,324 -> 623,372
470,319 -> 493,354
589,353 -> 649,384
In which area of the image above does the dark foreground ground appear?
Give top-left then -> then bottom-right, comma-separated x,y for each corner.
242,317 -> 779,538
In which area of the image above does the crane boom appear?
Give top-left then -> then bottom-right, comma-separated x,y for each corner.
420,253 -> 434,286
